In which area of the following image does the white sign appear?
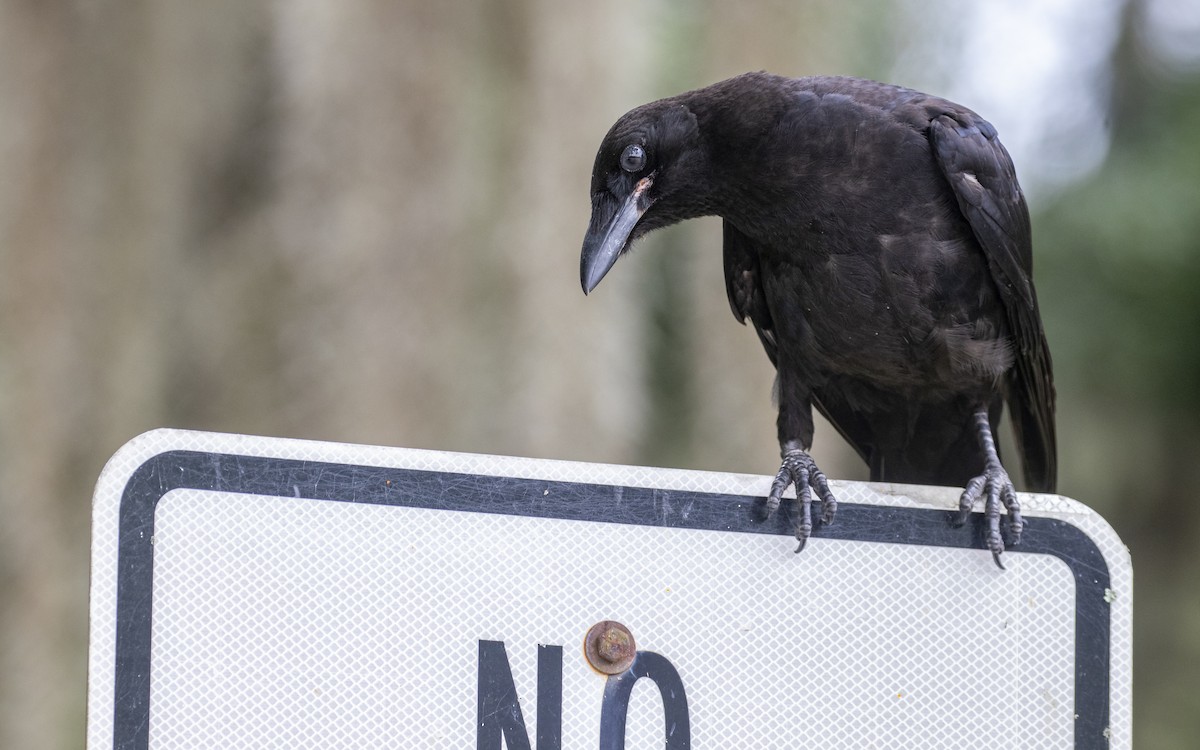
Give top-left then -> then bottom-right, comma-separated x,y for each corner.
88,429 -> 1131,749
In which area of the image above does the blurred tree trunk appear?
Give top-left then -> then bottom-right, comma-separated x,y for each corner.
0,2 -> 286,746
0,2 -> 653,746
1,3 -> 83,747
267,0 -> 656,462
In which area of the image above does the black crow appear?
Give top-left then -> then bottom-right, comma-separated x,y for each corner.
580,73 -> 1055,567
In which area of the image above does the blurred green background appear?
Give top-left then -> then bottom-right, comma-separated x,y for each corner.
2,0 -> 1197,746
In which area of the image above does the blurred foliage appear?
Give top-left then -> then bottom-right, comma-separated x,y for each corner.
1034,11 -> 1200,741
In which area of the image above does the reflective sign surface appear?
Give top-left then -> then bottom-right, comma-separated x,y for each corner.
88,430 -> 1132,749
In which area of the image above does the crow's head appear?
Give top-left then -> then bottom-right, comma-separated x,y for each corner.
580,100 -> 710,293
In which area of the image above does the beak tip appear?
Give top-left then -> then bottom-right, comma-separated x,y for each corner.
580,253 -> 609,295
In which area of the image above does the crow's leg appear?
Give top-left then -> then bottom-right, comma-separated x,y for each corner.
766,440 -> 837,553
954,409 -> 1023,569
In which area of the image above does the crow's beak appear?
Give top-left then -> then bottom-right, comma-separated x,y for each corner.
580,175 -> 655,294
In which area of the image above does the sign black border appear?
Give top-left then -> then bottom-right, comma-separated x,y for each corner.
110,449 -> 1112,749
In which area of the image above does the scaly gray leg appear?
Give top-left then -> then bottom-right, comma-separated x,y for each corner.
954,409 -> 1024,569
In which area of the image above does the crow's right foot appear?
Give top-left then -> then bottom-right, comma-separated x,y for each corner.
765,446 -> 837,552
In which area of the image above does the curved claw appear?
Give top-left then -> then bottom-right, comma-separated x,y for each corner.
954,465 -> 1021,570
764,448 -> 837,553
953,475 -> 986,527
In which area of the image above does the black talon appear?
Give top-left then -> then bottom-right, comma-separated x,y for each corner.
954,475 -> 986,527
765,447 -> 836,553
1002,483 -> 1024,545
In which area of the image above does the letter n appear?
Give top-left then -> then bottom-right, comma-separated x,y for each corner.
477,640 -> 562,750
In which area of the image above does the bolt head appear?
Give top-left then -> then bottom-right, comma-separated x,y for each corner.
597,626 -> 633,662
584,620 -> 636,674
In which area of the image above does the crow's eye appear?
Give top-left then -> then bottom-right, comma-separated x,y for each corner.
620,144 -> 646,173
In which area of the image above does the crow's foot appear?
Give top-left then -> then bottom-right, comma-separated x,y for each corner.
954,465 -> 1023,569
953,410 -> 1024,569
765,447 -> 837,553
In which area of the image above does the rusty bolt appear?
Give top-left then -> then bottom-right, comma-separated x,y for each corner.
584,620 -> 637,674
597,627 -> 632,663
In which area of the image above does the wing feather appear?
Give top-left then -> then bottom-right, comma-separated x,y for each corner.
929,114 -> 1057,491
722,219 -> 779,367
723,219 -> 874,467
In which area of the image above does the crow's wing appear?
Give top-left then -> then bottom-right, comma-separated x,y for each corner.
722,219 -> 778,367
722,219 -> 874,467
929,113 -> 1057,491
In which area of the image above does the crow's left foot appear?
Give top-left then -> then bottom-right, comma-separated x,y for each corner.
765,445 -> 837,553
953,410 -> 1024,569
